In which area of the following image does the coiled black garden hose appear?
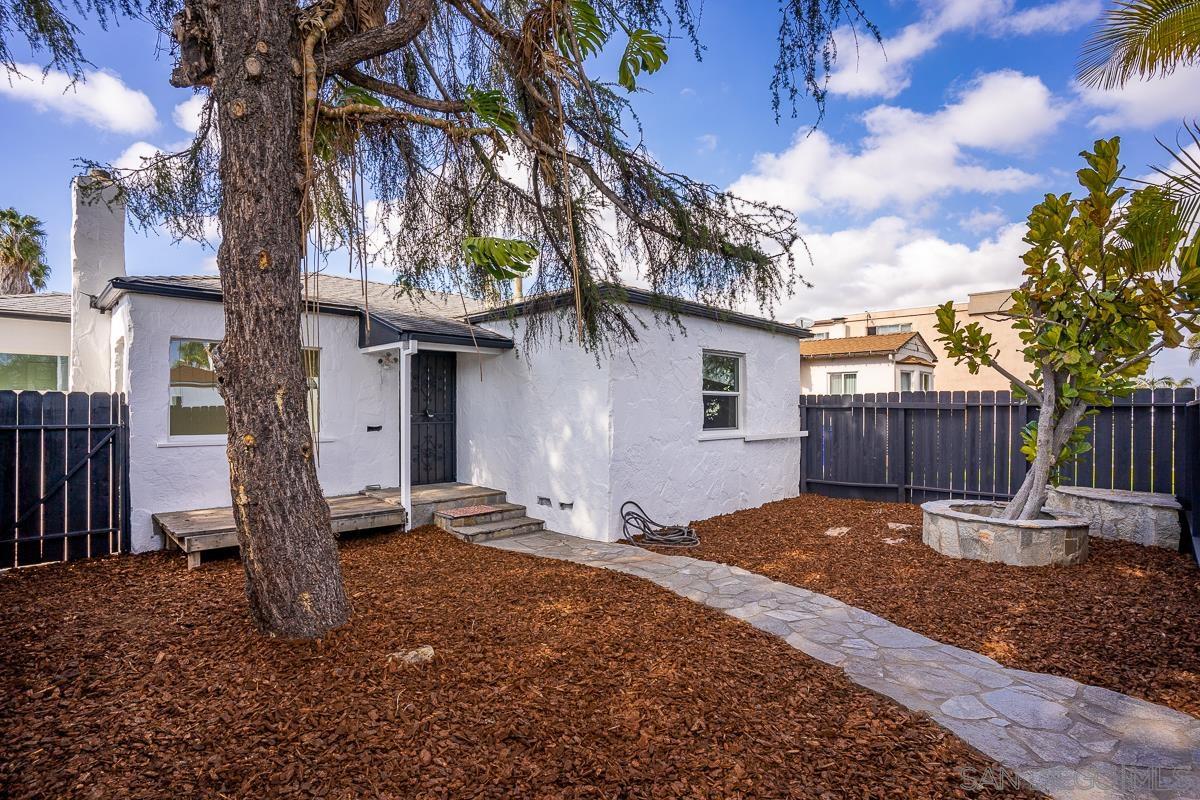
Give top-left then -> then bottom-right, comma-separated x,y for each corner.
620,501 -> 699,548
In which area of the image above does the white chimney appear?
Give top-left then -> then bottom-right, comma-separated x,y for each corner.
69,170 -> 126,392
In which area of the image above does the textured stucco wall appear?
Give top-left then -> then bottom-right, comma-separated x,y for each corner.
70,176 -> 125,392
118,293 -> 400,552
456,320 -> 614,540
607,310 -> 802,539
0,317 -> 70,357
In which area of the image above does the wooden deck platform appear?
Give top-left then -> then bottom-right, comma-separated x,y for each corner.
154,493 -> 409,569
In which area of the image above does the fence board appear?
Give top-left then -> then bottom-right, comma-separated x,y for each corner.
799,390 -> 1199,559
0,392 -> 13,569
41,393 -> 67,564
17,392 -> 44,566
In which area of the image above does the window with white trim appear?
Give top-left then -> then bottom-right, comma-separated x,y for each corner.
900,370 -> 913,392
873,323 -> 912,334
920,372 -> 934,391
828,371 -> 857,395
169,339 -> 320,436
0,353 -> 67,391
702,350 -> 743,431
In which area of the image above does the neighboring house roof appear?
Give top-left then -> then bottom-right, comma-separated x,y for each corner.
896,355 -> 936,367
95,274 -> 512,350
0,292 -> 71,322
799,332 -> 937,360
468,284 -> 812,339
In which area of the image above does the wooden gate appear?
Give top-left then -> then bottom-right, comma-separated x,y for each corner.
0,391 -> 131,570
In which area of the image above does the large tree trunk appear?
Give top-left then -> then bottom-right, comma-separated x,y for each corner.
0,265 -> 33,294
208,2 -> 350,637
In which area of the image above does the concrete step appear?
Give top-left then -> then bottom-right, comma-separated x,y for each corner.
450,516 -> 545,544
434,502 -> 526,530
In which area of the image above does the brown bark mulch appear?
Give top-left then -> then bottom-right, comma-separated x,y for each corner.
0,527 -> 1041,800
677,495 -> 1200,718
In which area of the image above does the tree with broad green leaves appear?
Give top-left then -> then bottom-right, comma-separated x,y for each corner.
935,138 -> 1200,522
1,0 -> 879,638
0,209 -> 50,295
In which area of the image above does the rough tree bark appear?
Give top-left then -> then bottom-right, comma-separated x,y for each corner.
203,1 -> 350,637
0,267 -> 33,294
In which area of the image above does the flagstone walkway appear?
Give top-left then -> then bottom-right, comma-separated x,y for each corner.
486,532 -> 1200,800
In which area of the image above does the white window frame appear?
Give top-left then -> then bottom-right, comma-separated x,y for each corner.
874,322 -> 912,334
701,349 -> 744,433
900,370 -> 913,392
828,371 -> 857,395
920,371 -> 934,391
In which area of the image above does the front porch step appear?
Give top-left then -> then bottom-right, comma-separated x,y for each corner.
434,502 -> 527,530
449,515 -> 545,544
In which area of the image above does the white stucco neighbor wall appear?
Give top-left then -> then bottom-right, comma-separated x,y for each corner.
607,311 -> 802,539
458,309 -> 802,542
117,293 -> 400,552
0,317 -> 70,357
457,318 -> 614,540
801,356 -> 895,394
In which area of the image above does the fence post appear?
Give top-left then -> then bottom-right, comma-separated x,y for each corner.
798,398 -> 809,495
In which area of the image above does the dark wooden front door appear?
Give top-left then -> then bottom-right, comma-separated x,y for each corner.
410,351 -> 457,485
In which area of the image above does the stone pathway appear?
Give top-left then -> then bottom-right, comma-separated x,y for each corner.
486,532 -> 1200,800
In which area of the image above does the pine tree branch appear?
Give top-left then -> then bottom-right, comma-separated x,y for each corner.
338,67 -> 468,113
320,0 -> 434,73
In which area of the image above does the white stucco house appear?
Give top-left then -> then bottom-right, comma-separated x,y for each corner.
799,331 -> 937,395
2,175 -> 810,556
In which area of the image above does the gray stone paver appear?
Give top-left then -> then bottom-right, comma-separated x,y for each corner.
487,531 -> 1200,800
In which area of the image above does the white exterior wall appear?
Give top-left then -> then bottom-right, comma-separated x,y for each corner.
607,311 -> 802,538
457,318 -> 614,540
70,175 -> 125,392
117,293 -> 399,552
801,356 -> 896,394
0,317 -> 70,357
458,310 -> 802,542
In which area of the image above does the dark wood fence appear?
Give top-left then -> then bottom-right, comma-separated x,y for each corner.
0,391 -> 131,570
799,389 -> 1198,553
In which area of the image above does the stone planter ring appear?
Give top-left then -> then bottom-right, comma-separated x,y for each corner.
921,500 -> 1089,567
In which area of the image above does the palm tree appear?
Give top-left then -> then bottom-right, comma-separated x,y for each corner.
0,209 -> 50,295
1078,0 -> 1200,90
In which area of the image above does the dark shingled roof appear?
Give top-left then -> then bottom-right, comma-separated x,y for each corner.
98,274 -> 511,349
0,292 -> 71,321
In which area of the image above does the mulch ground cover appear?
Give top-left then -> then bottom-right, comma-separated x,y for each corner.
0,527 -> 1042,799
676,495 -> 1200,718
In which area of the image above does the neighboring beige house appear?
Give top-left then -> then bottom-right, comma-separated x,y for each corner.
807,289 -> 1028,392
0,293 -> 71,390
799,331 -> 937,395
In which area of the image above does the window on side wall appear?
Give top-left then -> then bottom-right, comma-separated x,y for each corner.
0,353 -> 68,391
702,350 -> 743,431
874,323 -> 912,334
828,372 -> 857,395
920,372 -> 934,391
900,370 -> 913,392
169,339 -> 320,436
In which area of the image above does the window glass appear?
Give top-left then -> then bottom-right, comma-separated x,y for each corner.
829,372 -> 857,395
920,372 -> 933,391
702,351 -> 742,431
900,371 -> 913,392
0,353 -> 67,391
875,323 -> 912,334
169,339 -> 319,436
169,340 -> 225,436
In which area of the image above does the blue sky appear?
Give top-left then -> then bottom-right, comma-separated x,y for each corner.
2,0 -> 1198,377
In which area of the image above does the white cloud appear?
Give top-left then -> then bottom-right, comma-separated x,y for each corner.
114,141 -> 163,171
695,133 -> 718,154
959,207 -> 1010,234
776,216 -> 1028,321
1078,66 -> 1200,131
828,0 -> 1099,99
731,71 -> 1063,214
0,63 -> 157,134
173,94 -> 207,135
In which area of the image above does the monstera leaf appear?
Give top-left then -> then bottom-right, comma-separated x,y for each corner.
618,28 -> 667,91
559,0 -> 609,58
462,236 -> 538,280
465,87 -> 518,135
